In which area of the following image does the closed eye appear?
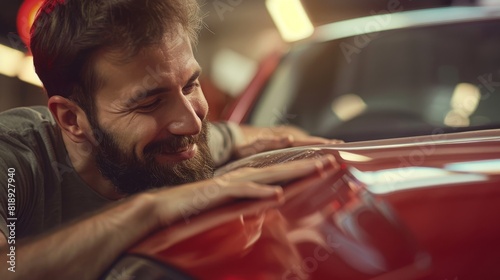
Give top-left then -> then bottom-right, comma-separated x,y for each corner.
136,99 -> 161,112
183,82 -> 200,95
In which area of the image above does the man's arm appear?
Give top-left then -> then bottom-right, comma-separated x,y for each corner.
0,193 -> 155,279
0,156 -> 334,280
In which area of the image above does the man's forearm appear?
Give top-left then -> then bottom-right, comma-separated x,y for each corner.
0,156 -> 334,279
1,193 -> 157,280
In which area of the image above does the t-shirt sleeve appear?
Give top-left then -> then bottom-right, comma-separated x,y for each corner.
208,122 -> 244,167
0,136 -> 36,240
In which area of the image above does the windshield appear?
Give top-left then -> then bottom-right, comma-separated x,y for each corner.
248,20 -> 500,142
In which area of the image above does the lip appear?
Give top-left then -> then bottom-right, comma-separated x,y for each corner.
156,144 -> 197,162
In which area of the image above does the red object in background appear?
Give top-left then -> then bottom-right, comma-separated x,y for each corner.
221,50 -> 283,123
16,0 -> 44,52
199,77 -> 234,121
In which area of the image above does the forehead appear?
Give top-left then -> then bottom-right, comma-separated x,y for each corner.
92,33 -> 198,102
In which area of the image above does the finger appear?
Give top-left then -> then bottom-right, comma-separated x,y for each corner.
228,154 -> 338,185
161,181 -> 277,224
222,181 -> 283,199
236,137 -> 293,158
191,181 -> 283,211
282,160 -> 340,200
289,137 -> 344,147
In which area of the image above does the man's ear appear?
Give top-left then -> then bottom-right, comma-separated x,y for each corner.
48,96 -> 96,144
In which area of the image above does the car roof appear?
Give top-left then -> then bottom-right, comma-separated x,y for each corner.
311,5 -> 500,43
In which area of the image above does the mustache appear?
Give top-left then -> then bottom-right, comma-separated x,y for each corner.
143,135 -> 198,155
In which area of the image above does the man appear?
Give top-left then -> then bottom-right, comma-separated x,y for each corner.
0,0 -> 338,278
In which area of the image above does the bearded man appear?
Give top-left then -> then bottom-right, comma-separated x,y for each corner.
0,0 -> 337,279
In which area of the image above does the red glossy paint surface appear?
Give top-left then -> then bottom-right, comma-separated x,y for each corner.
129,129 -> 500,279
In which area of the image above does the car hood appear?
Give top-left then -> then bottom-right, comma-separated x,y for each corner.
127,129 -> 500,279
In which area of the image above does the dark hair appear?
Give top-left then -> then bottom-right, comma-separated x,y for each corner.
30,0 -> 202,117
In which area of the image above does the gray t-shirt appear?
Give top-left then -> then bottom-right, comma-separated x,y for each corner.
0,106 -> 242,240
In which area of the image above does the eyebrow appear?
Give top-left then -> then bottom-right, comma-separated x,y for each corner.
124,68 -> 202,108
186,69 -> 202,87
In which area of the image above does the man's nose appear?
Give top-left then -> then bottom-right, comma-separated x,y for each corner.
167,95 -> 203,136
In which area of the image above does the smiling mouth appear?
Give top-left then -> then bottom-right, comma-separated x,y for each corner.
157,144 -> 197,162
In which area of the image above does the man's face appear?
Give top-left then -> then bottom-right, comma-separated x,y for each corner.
88,32 -> 213,195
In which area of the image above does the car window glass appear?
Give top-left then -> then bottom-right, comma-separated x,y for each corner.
249,20 -> 500,141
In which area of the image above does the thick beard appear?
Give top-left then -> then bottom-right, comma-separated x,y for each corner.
92,120 -> 214,195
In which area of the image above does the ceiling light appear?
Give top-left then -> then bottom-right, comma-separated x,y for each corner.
18,56 -> 43,87
265,0 -> 314,42
0,44 -> 24,77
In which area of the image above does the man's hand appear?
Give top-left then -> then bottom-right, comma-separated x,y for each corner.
0,155 -> 336,280
130,156 -> 341,267
234,125 -> 343,159
149,155 -> 336,227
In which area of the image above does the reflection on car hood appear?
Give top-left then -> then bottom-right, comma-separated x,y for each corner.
126,129 -> 500,279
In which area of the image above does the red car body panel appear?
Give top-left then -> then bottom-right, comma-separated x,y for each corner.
128,129 -> 500,279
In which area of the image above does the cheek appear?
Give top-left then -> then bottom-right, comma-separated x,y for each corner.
193,89 -> 209,119
121,118 -> 161,156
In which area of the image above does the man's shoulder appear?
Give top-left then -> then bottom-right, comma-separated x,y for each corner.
0,106 -> 67,240
0,106 -> 55,134
0,105 -> 61,166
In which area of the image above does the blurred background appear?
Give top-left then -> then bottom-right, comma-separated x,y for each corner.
0,0 -> 473,118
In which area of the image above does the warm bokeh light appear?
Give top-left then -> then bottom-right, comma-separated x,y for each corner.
444,83 -> 481,127
0,44 -> 24,77
331,94 -> 367,121
17,56 -> 43,87
265,0 -> 314,42
17,0 -> 43,50
0,44 -> 42,87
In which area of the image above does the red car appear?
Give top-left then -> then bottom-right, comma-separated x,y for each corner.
102,128 -> 500,279
101,5 -> 500,280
